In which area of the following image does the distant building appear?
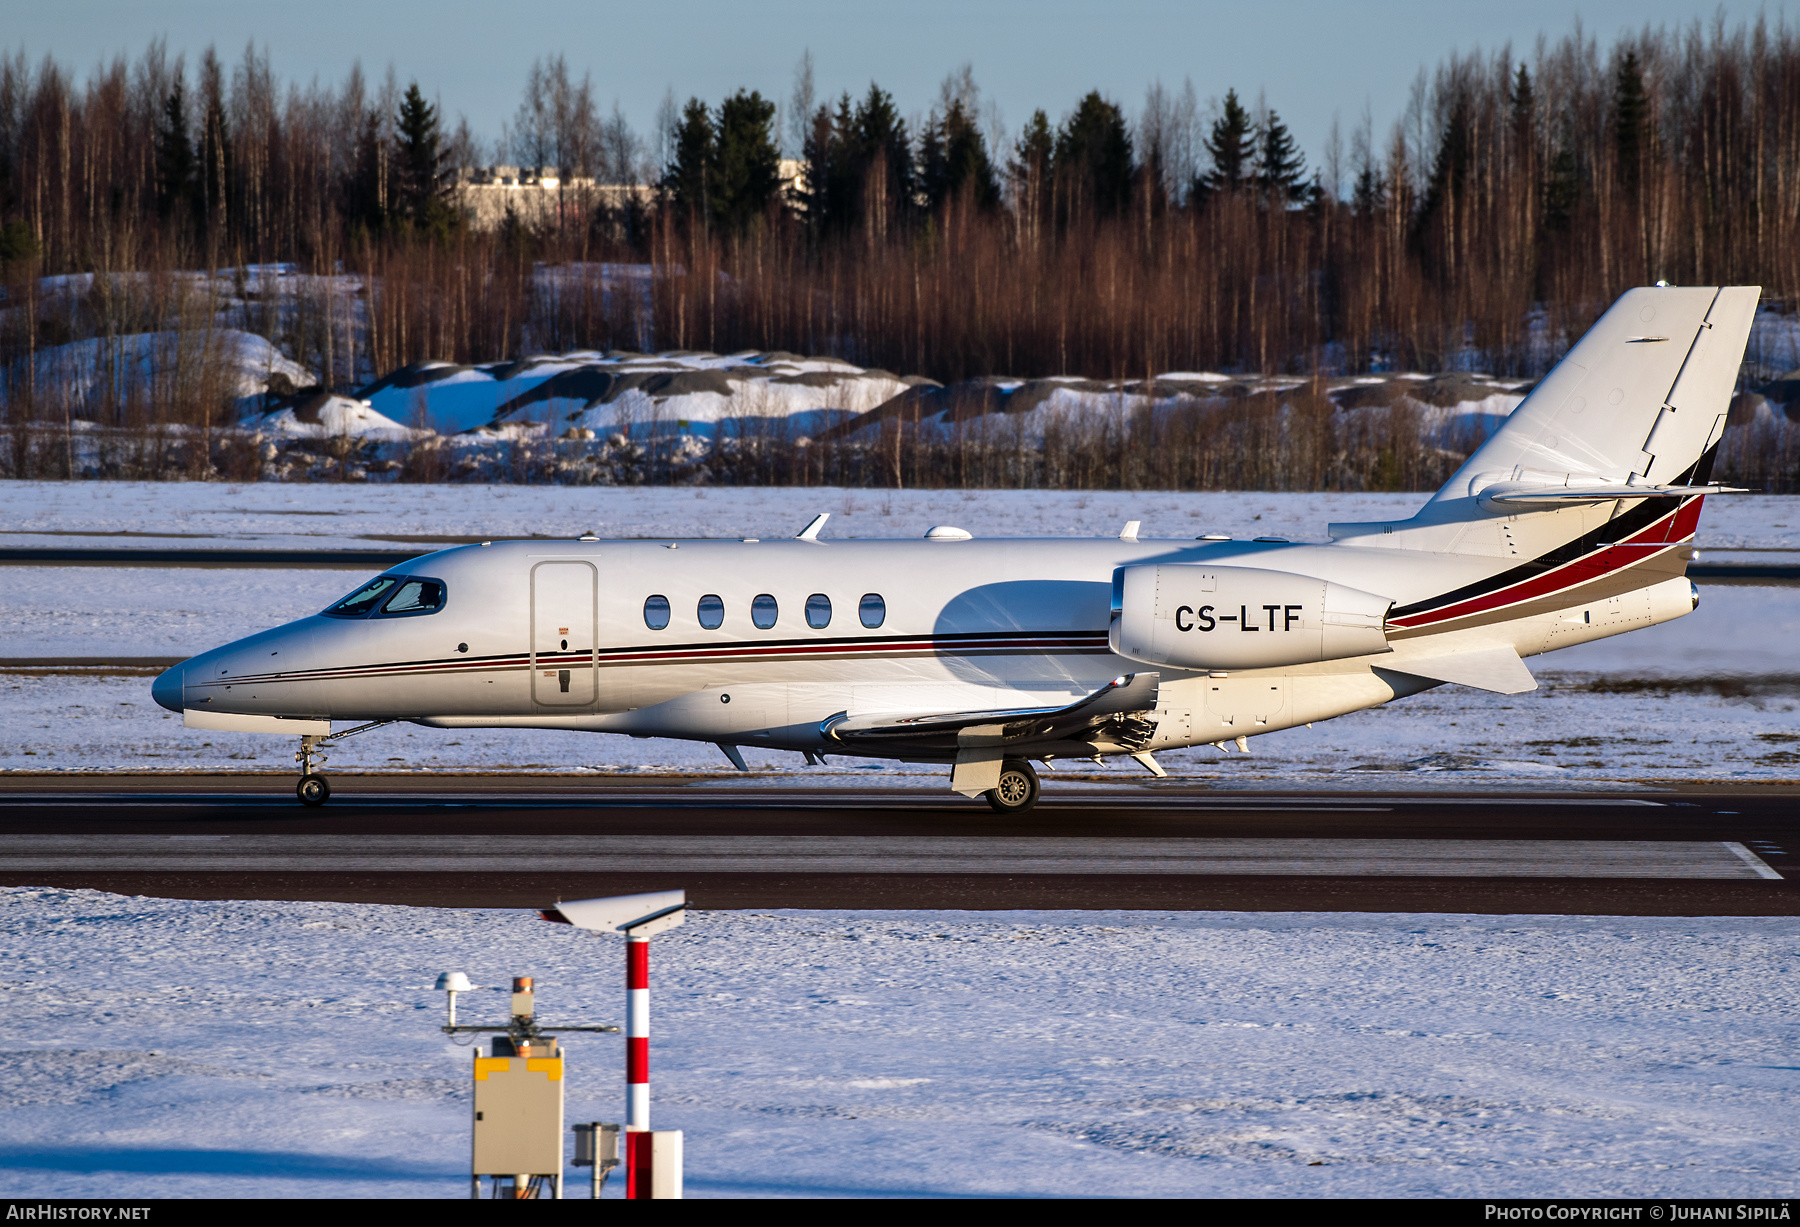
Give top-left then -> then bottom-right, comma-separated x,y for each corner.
451,166 -> 650,231
451,161 -> 809,231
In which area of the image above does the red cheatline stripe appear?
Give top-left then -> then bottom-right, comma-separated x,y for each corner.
626,1037 -> 649,1082
199,634 -> 1112,686
1389,501 -> 1697,630
596,636 -> 1107,666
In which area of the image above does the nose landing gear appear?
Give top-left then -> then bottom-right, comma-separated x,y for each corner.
293,720 -> 395,807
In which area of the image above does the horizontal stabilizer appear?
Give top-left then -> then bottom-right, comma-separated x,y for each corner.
823,672 -> 1159,749
1480,481 -> 1745,507
1380,647 -> 1538,695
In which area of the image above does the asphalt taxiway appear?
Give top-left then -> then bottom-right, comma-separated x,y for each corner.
0,775 -> 1793,913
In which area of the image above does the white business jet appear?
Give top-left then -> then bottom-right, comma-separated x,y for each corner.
153,285 -> 1757,810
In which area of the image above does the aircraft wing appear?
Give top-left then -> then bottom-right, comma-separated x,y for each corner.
821,672 -> 1161,753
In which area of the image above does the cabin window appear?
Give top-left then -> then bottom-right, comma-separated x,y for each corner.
697,594 -> 725,629
859,593 -> 886,629
805,593 -> 832,629
377,578 -> 447,617
322,576 -> 398,618
643,594 -> 671,630
751,594 -> 778,629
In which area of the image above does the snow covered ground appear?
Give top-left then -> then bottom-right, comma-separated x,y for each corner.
1,485 -> 1796,785
344,350 -> 918,439
0,889 -> 1794,1199
22,330 -> 313,415
4,482 -> 1800,552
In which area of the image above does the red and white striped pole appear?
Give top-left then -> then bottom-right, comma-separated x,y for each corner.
624,934 -> 652,1198
539,890 -> 685,1200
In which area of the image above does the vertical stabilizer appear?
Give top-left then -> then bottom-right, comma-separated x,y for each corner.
1329,285 -> 1759,551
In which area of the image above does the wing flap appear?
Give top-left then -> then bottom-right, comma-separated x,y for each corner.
823,672 -> 1160,750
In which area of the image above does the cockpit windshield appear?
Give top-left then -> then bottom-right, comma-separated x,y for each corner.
322,575 -> 449,619
377,578 -> 446,617
322,576 -> 399,618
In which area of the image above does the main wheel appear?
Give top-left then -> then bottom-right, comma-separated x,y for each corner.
297,774 -> 331,807
985,759 -> 1040,814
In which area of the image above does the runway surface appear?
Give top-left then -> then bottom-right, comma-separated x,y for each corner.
0,775 -> 1794,913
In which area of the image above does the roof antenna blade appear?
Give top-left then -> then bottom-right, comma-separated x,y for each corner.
716,742 -> 749,772
1119,520 -> 1141,541
795,513 -> 830,541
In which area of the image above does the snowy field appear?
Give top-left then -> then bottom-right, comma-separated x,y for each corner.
0,888 -> 1794,1199
1,484 -> 1797,786
4,482 -> 1800,555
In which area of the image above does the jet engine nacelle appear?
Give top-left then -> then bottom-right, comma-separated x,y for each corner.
1109,564 -> 1392,670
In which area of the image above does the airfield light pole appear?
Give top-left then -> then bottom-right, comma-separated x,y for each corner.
541,889 -> 687,1200
627,934 -> 650,1137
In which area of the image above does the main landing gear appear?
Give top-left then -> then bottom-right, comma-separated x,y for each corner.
294,720 -> 394,807
985,758 -> 1041,814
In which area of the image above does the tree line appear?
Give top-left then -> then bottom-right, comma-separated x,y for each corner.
4,21 -> 1800,489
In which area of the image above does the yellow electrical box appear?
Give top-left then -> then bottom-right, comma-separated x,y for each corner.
472,1050 -> 564,1177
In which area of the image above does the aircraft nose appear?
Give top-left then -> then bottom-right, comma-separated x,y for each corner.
151,664 -> 185,713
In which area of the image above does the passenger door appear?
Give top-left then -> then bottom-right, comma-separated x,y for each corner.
531,561 -> 597,706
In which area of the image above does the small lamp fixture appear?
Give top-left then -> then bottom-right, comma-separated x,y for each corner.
435,970 -> 473,1027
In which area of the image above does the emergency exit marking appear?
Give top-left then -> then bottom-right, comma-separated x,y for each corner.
559,627 -> 569,634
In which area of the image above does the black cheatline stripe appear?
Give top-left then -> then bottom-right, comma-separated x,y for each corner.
1387,492 -> 1692,621
203,630 -> 1112,686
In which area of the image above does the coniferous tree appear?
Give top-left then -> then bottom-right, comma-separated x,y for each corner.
850,84 -> 913,235
196,50 -> 232,242
917,119 -> 946,209
153,76 -> 195,222
1417,92 -> 1472,233
711,89 -> 780,234
395,82 -> 450,229
1198,88 -> 1256,200
1009,109 -> 1055,236
1351,163 -> 1387,217
1055,91 -> 1133,222
1256,109 -> 1308,203
1509,63 -> 1535,147
1613,50 -> 1648,196
664,98 -> 716,227
797,85 -> 915,238
345,108 -> 390,234
1543,125 -> 1579,232
793,100 -> 836,235
817,94 -> 860,233
921,100 -> 1000,214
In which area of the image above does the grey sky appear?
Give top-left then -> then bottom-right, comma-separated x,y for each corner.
7,0 -> 1787,167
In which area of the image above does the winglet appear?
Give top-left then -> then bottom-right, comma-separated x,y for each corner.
796,513 -> 830,541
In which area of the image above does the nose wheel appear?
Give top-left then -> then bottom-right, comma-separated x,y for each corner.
985,758 -> 1041,814
291,720 -> 395,807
